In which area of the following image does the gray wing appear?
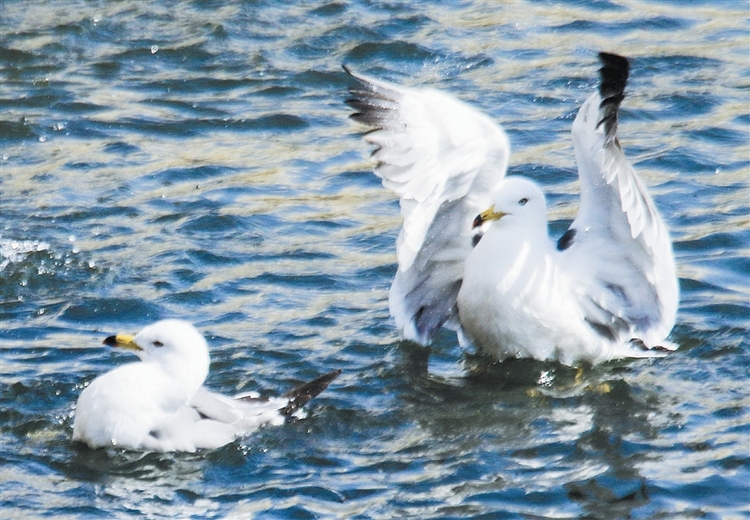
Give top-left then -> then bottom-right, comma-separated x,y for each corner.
562,52 -> 678,348
345,67 -> 510,344
190,370 -> 341,427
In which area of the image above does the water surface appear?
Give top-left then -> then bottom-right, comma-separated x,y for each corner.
1,0 -> 748,518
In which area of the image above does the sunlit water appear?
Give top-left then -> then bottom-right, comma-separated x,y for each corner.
1,1 -> 748,518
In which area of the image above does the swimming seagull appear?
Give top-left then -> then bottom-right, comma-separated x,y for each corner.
72,319 -> 340,452
345,52 -> 678,365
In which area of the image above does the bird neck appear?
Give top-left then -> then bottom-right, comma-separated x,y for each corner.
153,352 -> 209,398
485,216 -> 549,246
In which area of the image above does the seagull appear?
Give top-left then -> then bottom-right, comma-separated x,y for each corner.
72,319 -> 340,452
345,52 -> 678,366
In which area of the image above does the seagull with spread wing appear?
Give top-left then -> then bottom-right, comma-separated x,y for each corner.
345,52 -> 678,366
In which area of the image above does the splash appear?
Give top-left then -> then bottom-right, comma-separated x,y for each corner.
0,238 -> 51,272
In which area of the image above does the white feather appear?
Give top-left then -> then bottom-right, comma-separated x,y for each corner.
348,53 -> 679,364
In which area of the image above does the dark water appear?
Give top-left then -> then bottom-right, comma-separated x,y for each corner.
1,1 -> 748,518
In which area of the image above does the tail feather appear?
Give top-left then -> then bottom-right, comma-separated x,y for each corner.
279,369 -> 342,417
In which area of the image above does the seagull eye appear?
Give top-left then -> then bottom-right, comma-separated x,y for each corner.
152,341 -> 164,348
519,198 -> 528,206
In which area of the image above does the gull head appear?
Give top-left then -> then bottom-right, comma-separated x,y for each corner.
473,177 -> 547,231
103,319 -> 210,387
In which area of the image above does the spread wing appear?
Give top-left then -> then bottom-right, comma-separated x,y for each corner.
345,66 -> 510,344
562,52 -> 678,348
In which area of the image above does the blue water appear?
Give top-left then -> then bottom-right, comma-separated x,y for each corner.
1,1 -> 749,518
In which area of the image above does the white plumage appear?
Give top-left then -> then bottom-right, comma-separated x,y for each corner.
72,319 -> 339,452
346,52 -> 678,365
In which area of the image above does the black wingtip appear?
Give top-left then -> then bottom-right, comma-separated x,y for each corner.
598,52 -> 630,99
279,369 -> 341,417
343,65 -> 369,106
597,52 -> 631,139
342,64 -> 365,86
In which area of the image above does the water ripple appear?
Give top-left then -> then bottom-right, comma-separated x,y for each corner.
1,0 -> 748,518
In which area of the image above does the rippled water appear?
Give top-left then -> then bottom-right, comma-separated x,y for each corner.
1,1 -> 749,518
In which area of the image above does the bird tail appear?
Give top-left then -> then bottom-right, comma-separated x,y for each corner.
278,369 -> 341,417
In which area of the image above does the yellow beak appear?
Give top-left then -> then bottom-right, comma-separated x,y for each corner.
102,333 -> 142,351
472,205 -> 507,229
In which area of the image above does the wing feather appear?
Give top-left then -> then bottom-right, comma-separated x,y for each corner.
345,66 -> 510,343
565,53 -> 678,347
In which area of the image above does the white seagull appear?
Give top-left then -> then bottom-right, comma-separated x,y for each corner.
345,52 -> 678,366
72,319 -> 340,452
